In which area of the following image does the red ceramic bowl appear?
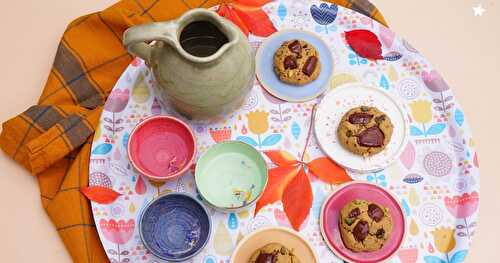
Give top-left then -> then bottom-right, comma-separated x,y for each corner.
128,116 -> 196,181
320,181 -> 406,263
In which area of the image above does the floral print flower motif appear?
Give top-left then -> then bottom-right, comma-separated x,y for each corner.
444,192 -> 479,219
410,100 -> 433,124
422,70 -> 450,93
99,219 -> 135,262
445,192 -> 479,238
431,227 -> 456,254
409,100 -> 446,137
428,227 -> 468,263
100,219 -> 135,245
237,110 -> 282,148
104,89 -> 130,137
310,3 -> 338,25
105,89 -> 130,113
310,3 -> 338,34
247,110 -> 270,135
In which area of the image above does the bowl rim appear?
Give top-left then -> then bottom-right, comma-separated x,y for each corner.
229,226 -> 319,263
313,83 -> 410,173
138,192 -> 212,262
319,181 -> 407,263
127,115 -> 197,181
255,29 -> 335,102
194,140 -> 269,211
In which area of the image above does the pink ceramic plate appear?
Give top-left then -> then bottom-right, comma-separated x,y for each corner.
320,182 -> 406,263
128,116 -> 196,181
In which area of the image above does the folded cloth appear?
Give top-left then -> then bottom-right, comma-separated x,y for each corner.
0,0 -> 387,262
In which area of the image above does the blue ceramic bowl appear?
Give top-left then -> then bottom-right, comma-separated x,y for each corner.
139,193 -> 211,262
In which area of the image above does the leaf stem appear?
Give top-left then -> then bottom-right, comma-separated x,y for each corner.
301,105 -> 317,162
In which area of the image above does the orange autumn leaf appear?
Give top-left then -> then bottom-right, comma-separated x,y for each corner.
231,4 -> 277,37
217,4 -> 249,36
233,0 -> 273,7
308,157 -> 352,184
282,168 -> 313,230
80,186 -> 121,204
264,150 -> 299,166
254,165 -> 301,215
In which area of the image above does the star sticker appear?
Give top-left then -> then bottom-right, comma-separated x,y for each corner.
473,4 -> 486,16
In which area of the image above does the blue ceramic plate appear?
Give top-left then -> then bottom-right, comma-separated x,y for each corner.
139,193 -> 211,262
256,29 -> 334,102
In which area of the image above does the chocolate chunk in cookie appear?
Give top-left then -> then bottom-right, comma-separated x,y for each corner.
284,56 -> 298,70
249,243 -> 301,263
256,252 -> 277,263
288,40 -> 302,56
368,204 -> 385,222
302,56 -> 318,77
353,220 -> 369,242
376,228 -> 386,239
348,207 -> 361,218
348,113 -> 373,124
358,127 -> 385,147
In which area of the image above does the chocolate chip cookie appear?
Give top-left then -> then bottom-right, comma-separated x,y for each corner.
248,243 -> 301,263
339,200 -> 393,252
274,39 -> 321,86
337,106 -> 393,156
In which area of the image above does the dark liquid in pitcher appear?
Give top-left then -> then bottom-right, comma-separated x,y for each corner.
180,21 -> 229,57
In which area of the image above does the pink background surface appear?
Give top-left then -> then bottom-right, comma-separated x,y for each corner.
0,0 -> 498,262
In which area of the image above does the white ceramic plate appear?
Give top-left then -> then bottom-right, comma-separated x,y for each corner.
314,83 -> 409,172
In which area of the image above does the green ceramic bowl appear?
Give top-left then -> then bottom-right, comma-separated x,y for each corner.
195,141 -> 268,212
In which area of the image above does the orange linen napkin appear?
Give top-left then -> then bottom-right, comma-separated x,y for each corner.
0,0 -> 387,262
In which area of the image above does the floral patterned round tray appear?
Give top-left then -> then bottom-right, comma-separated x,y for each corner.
89,1 -> 480,262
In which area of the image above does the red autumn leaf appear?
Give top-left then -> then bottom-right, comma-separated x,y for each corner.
135,174 -> 146,195
231,3 -> 277,37
81,186 -> 121,204
282,168 -> 313,230
233,0 -> 272,7
217,4 -> 250,36
345,29 -> 383,60
308,157 -> 352,184
264,150 -> 299,166
255,165 -> 301,215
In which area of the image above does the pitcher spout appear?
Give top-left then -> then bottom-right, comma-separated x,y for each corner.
176,8 -> 239,63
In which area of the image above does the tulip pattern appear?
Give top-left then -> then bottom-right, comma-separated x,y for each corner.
88,1 -> 479,262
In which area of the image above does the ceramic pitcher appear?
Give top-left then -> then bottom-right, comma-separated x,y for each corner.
123,9 -> 255,120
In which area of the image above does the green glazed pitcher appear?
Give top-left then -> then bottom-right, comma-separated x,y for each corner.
123,9 -> 255,120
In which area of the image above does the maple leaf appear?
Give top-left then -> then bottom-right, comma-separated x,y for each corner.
308,157 -> 352,184
254,165 -> 301,215
217,0 -> 276,37
282,168 -> 313,230
81,186 -> 122,204
256,150 -> 352,230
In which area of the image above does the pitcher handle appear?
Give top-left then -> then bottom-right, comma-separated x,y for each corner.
123,22 -> 178,64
